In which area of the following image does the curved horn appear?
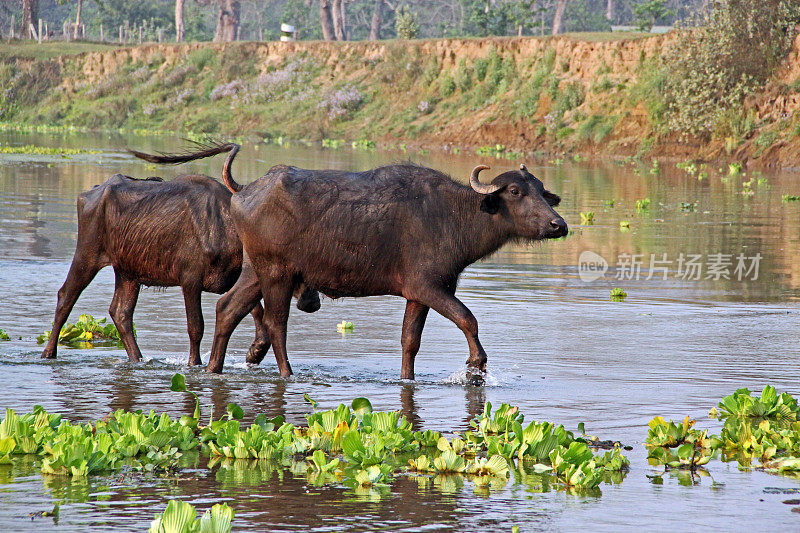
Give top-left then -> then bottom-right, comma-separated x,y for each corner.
469,165 -> 500,194
520,163 -> 527,171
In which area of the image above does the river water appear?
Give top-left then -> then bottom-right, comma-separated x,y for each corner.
1,131 -> 799,531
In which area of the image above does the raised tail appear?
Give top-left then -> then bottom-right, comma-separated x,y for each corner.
128,141 -> 242,193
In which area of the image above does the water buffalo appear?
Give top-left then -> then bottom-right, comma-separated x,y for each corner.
207,160 -> 567,383
41,143 -> 320,365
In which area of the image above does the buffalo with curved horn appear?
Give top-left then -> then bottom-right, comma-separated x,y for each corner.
208,160 -> 567,384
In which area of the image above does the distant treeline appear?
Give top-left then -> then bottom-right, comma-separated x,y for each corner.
2,0 -> 704,43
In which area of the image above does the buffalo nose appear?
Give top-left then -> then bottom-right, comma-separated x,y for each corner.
549,218 -> 568,237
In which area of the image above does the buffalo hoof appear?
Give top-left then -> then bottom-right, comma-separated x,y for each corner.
41,350 -> 56,360
467,371 -> 485,386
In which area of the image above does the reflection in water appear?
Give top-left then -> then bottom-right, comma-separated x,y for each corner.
2,133 -> 800,531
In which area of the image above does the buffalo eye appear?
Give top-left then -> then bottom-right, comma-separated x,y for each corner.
509,186 -> 521,197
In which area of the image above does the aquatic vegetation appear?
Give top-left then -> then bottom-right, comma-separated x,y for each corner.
649,387 -> 800,476
635,197 -> 651,210
337,321 -> 354,332
603,200 -> 615,207
321,138 -> 344,149
728,162 -> 743,175
782,194 -> 800,202
610,288 -> 627,300
475,144 -> 523,159
680,202 -> 697,212
0,329 -> 9,340
0,144 -> 100,156
676,160 -> 698,175
649,160 -> 660,174
149,500 -> 234,533
37,313 -> 127,348
580,212 -> 595,225
619,220 -> 630,230
351,139 -> 376,151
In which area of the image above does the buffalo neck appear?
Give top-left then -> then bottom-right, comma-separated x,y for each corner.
450,187 -> 510,269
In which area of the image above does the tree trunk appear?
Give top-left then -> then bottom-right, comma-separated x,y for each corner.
213,0 -> 240,42
21,0 -> 38,39
332,0 -> 346,40
368,0 -> 383,40
320,0 -> 335,40
552,0 -> 567,35
175,0 -> 185,42
73,0 -> 82,39
605,0 -> 613,21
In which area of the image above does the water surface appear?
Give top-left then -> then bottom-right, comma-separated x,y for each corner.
1,132 -> 800,531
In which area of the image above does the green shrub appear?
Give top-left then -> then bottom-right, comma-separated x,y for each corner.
474,58 -> 489,82
663,0 -> 799,134
455,58 -> 472,92
439,75 -> 456,97
553,82 -> 584,116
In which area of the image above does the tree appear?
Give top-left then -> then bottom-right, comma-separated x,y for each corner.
632,0 -> 672,32
56,0 -> 85,39
319,0 -> 336,39
368,0 -> 383,39
332,0 -> 347,39
212,0 -> 240,41
176,0 -> 185,41
551,0 -> 566,34
21,0 -> 39,39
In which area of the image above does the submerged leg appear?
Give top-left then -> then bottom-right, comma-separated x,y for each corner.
259,277 -> 294,378
41,255 -> 101,359
400,300 -> 429,380
108,270 -> 142,362
182,285 -> 204,366
207,267 -> 264,374
411,285 -> 487,385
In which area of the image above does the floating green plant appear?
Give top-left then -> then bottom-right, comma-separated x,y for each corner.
635,197 -> 650,211
337,321 -> 355,332
580,212 -> 595,225
351,139 -> 376,151
679,202 -> 697,212
37,313 -> 127,348
321,138 -> 344,149
729,162 -> 743,175
149,500 -> 234,533
619,220 -> 630,230
0,329 -> 9,341
648,386 -> 800,477
610,288 -> 627,300
782,194 -> 800,202
0,144 -> 100,156
476,144 -> 522,159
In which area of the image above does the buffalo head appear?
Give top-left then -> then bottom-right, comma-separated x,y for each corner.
472,164 -> 568,240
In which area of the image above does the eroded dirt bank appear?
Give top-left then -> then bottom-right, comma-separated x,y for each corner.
3,33 -> 800,167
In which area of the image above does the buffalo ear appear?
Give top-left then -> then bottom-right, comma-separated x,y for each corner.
543,191 -> 561,207
480,193 -> 501,214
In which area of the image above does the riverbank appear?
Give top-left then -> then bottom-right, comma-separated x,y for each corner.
1,34 -> 799,167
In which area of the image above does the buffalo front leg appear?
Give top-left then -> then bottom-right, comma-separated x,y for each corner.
207,267 -> 265,374
108,271 -> 142,362
182,285 -> 204,366
259,277 -> 294,378
41,258 -> 101,359
414,286 -> 487,385
400,300 -> 429,380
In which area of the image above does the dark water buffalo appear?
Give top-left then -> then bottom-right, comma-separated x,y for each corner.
41,144 -> 320,365
207,161 -> 567,383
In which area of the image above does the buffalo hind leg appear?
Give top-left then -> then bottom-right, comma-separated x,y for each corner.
401,300 -> 429,380
207,268 -> 264,373
413,286 -> 487,385
41,257 -> 101,359
182,285 -> 204,366
259,277 -> 294,378
109,271 -> 142,362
